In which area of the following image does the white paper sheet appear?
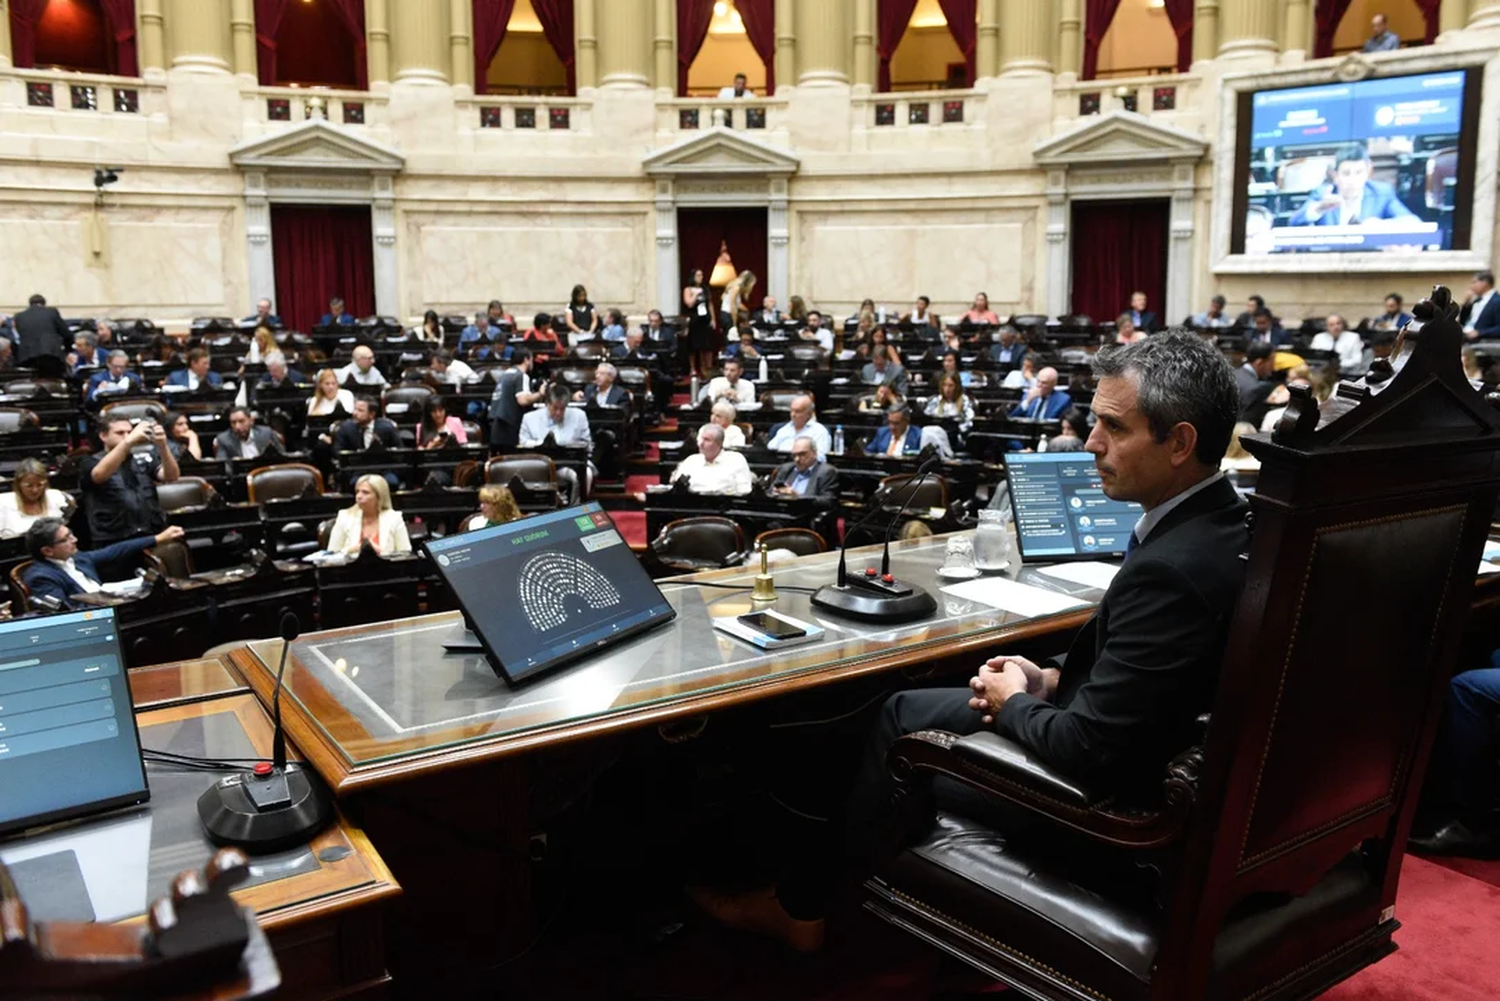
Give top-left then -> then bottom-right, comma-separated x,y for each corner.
1035,561 -> 1121,591
1483,541 -> 1500,561
940,577 -> 1090,617
1478,561 -> 1500,576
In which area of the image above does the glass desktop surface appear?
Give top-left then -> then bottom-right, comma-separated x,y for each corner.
243,535 -> 1106,773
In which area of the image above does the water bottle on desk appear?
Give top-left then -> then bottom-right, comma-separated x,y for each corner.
833,425 -> 845,455
1037,432 -> 1049,453
758,355 -> 768,383
689,373 -> 700,404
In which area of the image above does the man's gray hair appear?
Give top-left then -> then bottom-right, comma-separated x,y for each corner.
710,399 -> 737,421
596,362 -> 617,378
265,351 -> 286,368
699,423 -> 725,445
1091,329 -> 1239,465
793,434 -> 819,457
107,349 -> 128,362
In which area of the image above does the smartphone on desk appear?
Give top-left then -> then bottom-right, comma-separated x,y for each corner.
737,612 -> 807,640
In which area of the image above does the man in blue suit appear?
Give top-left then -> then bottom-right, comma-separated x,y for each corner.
164,348 -> 223,390
1461,270 -> 1500,340
865,404 -> 923,457
23,518 -> 184,610
1288,142 -> 1416,227
1010,366 -> 1072,420
319,297 -> 356,326
1126,291 -> 1157,333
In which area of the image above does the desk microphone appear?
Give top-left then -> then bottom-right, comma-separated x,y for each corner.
199,612 -> 332,853
811,453 -> 941,623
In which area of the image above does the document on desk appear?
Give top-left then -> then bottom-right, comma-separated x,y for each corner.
1034,561 -> 1121,591
940,577 -> 1090,617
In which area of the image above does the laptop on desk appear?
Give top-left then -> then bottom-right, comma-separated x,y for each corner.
1006,452 -> 1143,563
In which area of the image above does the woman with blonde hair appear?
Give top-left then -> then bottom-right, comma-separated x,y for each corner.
0,459 -> 74,538
923,373 -> 975,431
724,269 -> 757,329
326,474 -> 411,556
467,485 -> 522,531
248,325 -> 277,364
307,368 -> 355,417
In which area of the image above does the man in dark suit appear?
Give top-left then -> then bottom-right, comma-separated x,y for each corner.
319,297 -> 356,326
333,396 -> 400,453
1460,270 -> 1500,340
257,352 -> 305,388
164,348 -> 223,390
1246,307 -> 1291,347
243,298 -> 282,328
1236,341 -> 1277,425
767,436 -> 840,499
865,404 -> 923,456
575,362 -> 628,407
1126,290 -> 1158,333
690,332 -> 1250,950
214,406 -> 283,460
23,517 -> 185,610
13,293 -> 69,374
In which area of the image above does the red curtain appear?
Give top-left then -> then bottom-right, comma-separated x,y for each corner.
877,0 -> 919,91
254,0 -> 290,86
1082,0 -> 1122,80
677,0 -> 717,96
1313,0 -> 1354,58
8,0 -> 51,69
530,0 -> 576,94
1161,0 -> 1193,72
1069,200 -> 1168,327
271,206 -> 375,334
96,0 -> 138,76
736,0 -> 775,95
472,0 -> 517,95
677,207 -> 768,312
936,0 -> 975,86
1414,0 -> 1441,42
325,0 -> 368,89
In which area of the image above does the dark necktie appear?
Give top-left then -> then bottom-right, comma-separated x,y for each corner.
1124,531 -> 1139,562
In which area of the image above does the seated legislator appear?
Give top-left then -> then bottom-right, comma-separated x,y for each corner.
693,332 -> 1250,949
86,349 -> 144,401
1370,292 -> 1413,332
326,474 -> 412,556
1288,143 -> 1416,227
23,518 -> 185,610
466,484 -> 522,532
671,424 -> 753,496
601,308 -> 627,342
861,347 -> 910,397
429,349 -> 478,387
903,295 -> 939,329
923,373 -> 975,432
68,331 -> 99,373
1009,366 -> 1071,420
333,396 -> 401,453
81,417 -> 179,547
244,297 -> 281,328
338,345 -> 390,389
1001,355 -> 1037,391
708,401 -> 746,449
799,311 -> 833,352
214,405 -> 283,460
1460,270 -> 1500,340
163,412 -> 203,462
1410,650 -> 1500,857
486,299 -> 516,328
1310,313 -> 1366,372
319,296 -> 356,326
1246,307 -> 1292,347
962,292 -> 1000,326
938,350 -> 976,389
0,459 -> 75,538
866,403 -> 922,457
164,348 -> 223,390
522,313 -> 563,359
700,357 -> 756,406
1191,294 -> 1235,328
1124,290 -> 1158,333
989,326 -> 1027,367
1114,314 -> 1146,345
418,396 -> 467,448
725,327 -> 762,361
258,351 -> 305,388
768,436 -> 840,499
857,384 -> 906,414
766,393 -> 831,455
519,383 -> 593,505
1235,342 -> 1278,426
308,368 -> 355,417
574,362 -> 628,406
460,311 -> 496,351
612,328 -> 656,362
754,296 -> 782,326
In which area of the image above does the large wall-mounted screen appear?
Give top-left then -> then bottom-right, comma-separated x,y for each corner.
1233,70 -> 1480,256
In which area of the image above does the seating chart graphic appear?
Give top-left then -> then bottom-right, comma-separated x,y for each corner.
519,551 -> 623,632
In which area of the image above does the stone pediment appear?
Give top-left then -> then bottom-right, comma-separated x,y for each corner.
230,117 -> 404,173
644,129 -> 799,178
1034,111 -> 1207,167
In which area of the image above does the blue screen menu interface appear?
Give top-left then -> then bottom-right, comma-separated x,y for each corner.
426,503 -> 676,683
0,608 -> 148,836
1006,453 -> 1143,559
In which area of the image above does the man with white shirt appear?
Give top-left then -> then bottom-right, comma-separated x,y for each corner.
519,383 -> 593,504
766,393 -> 831,455
429,349 -> 476,387
23,518 -> 185,610
1310,313 -> 1366,373
1461,271 -> 1500,341
700,357 -> 756,406
671,424 -> 753,496
755,296 -> 782,326
164,348 -> 223,391
339,345 -> 390,388
717,73 -> 753,99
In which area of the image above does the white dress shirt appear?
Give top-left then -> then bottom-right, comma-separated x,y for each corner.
1133,472 -> 1225,545
49,557 -> 102,594
670,451 -> 753,496
765,419 -> 832,455
700,376 -> 756,406
439,358 -> 477,385
716,86 -> 755,99
0,489 -> 70,538
339,363 -> 389,387
1466,289 -> 1495,333
238,435 -> 260,460
1310,330 -> 1365,370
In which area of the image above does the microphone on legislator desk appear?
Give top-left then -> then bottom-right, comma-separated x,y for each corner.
198,611 -> 332,853
811,452 -> 941,624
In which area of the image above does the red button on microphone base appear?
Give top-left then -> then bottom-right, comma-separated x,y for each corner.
253,762 -> 273,777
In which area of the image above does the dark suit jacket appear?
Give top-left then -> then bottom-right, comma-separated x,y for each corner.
213,425 -> 282,460
1235,364 -> 1275,425
24,535 -> 155,610
333,417 -> 400,452
1289,180 -> 1414,226
13,305 -> 69,362
989,342 -> 1029,368
584,383 -> 629,407
767,460 -> 840,499
1009,390 -> 1072,421
866,425 -> 923,455
1129,310 -> 1158,332
258,369 -> 306,387
164,369 -> 224,389
1462,294 -> 1500,338
997,477 -> 1249,793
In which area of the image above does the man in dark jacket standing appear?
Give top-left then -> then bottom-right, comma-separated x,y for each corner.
14,293 -> 69,375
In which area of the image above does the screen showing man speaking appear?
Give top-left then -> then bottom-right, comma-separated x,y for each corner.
425,503 -> 676,685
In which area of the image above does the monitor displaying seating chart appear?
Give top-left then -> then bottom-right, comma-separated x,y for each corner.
425,503 -> 677,686
0,608 -> 149,837
1005,452 -> 1143,563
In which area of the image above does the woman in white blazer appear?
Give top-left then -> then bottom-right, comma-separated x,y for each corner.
326,474 -> 412,556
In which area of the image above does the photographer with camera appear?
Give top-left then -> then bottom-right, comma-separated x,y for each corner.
79,417 -> 179,573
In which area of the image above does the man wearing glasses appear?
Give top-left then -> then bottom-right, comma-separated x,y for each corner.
22,518 -> 184,610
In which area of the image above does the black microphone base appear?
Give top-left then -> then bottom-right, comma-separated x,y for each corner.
810,583 -> 938,623
198,763 -> 333,854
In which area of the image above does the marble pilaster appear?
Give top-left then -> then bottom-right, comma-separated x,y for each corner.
853,0 -> 875,89
449,0 -> 474,94
1471,0 -> 1500,30
391,0 -> 450,83
1192,1 -> 1219,65
1218,0 -> 1278,59
366,0 -> 392,89
653,0 -> 675,92
795,0 -> 852,86
576,0 -> 599,90
597,0 -> 652,88
976,0 -> 999,79
1282,0 -> 1310,60
0,4 -> 11,70
166,0 -> 232,73
774,0 -> 795,92
1057,0 -> 1082,76
229,0 -> 256,79
1000,0 -> 1053,75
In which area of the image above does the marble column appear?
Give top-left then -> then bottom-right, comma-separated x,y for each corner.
774,0 -> 795,92
390,0 -> 450,83
366,0 -> 391,90
1057,0 -> 1082,76
653,0 -> 675,92
1282,0 -> 1311,59
1217,0 -> 1278,59
853,0 -> 875,89
576,0 -> 599,90
795,0 -> 852,86
1000,0 -> 1052,75
597,0 -> 652,88
449,0 -> 474,94
137,0 -> 167,76
976,0 -> 1000,79
1439,0 -> 1470,38
1470,0 -> 1500,30
0,3 -> 12,70
1192,0 -> 1219,65
655,180 -> 678,313
768,178 -> 790,302
166,0 -> 232,73
230,0 -> 256,80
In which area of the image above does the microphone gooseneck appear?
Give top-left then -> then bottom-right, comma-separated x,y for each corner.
271,611 -> 300,772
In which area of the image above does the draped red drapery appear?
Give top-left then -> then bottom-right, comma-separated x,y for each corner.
95,0 -> 138,76
324,0 -> 368,89
1413,0 -> 1442,42
271,206 -> 376,335
1069,200 -> 1169,328
1313,0 -> 1355,58
876,0 -> 919,91
253,0 -> 290,85
472,0 -> 517,95
677,0 -> 717,96
530,0 -> 576,94
735,0 -> 776,95
1161,0 -> 1194,72
936,0 -> 975,86
1081,0 -> 1122,80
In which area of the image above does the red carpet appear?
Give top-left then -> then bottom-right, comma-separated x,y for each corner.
624,474 -> 657,495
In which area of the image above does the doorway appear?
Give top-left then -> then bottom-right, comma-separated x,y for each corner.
1069,199 -> 1170,326
270,205 -> 375,333
676,207 -> 768,315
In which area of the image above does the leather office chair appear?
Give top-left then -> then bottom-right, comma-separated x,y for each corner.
1425,147 -> 1459,211
761,390 -> 800,411
0,407 -> 41,432
866,287 -> 1500,1001
246,463 -> 325,504
383,384 -> 434,418
875,473 -> 949,512
754,527 -> 827,557
573,342 -> 611,361
144,540 -> 195,579
99,400 -> 168,425
156,476 -> 217,513
317,518 -> 335,551
648,517 -> 748,576
485,454 -> 560,509
1277,155 -> 1335,192
8,562 -> 32,615
4,378 -> 70,398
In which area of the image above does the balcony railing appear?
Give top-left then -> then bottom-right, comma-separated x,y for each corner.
1053,71 -> 1199,122
461,94 -> 591,132
2,66 -> 157,117
656,97 -> 787,134
853,86 -> 983,130
244,85 -> 386,130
